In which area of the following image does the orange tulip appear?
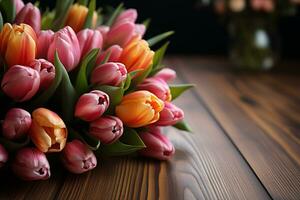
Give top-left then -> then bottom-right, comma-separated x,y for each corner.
115,91 -> 164,128
29,108 -> 67,153
118,36 -> 154,73
0,23 -> 37,67
64,3 -> 98,33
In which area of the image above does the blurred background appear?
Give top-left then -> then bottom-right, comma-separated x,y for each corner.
25,0 -> 300,68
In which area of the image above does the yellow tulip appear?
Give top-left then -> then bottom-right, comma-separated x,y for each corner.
115,91 -> 164,128
64,3 -> 98,33
119,36 -> 154,73
29,108 -> 68,153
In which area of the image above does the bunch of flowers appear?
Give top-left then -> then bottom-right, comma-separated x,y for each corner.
0,0 -> 193,180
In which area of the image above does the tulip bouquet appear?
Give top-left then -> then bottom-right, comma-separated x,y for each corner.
0,0 -> 193,180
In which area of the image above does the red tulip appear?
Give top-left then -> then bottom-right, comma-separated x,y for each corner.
77,29 -> 103,58
15,3 -> 41,33
1,65 -> 40,102
139,126 -> 175,160
0,144 -> 8,168
12,147 -> 50,180
61,140 -> 97,174
155,102 -> 184,126
2,108 -> 31,140
37,30 -> 54,58
89,116 -> 123,144
138,77 -> 172,101
75,90 -> 110,121
30,59 -> 55,90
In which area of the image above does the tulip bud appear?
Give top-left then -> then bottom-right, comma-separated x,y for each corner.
12,147 -> 50,180
47,26 -> 81,71
139,126 -> 175,160
65,4 -> 97,33
15,3 -> 41,33
138,77 -> 172,101
96,26 -> 109,42
0,144 -> 8,168
29,108 -> 67,153
1,65 -> 40,102
77,29 -> 103,58
119,36 -> 154,73
96,45 -> 123,65
155,102 -> 184,126
154,68 -> 176,82
61,140 -> 97,174
91,62 -> 127,86
115,9 -> 138,25
30,59 -> 55,90
37,30 -> 54,58
1,23 -> 37,67
89,116 -> 123,144
2,108 -> 31,140
75,90 -> 110,121
116,91 -> 164,128
13,0 -> 25,14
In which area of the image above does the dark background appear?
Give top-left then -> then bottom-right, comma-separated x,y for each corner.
25,0 -> 300,59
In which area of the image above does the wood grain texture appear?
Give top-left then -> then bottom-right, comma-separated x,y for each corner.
170,56 -> 300,200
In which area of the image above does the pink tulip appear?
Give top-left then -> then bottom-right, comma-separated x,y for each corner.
96,25 -> 109,42
135,24 -> 146,37
2,108 -> 31,140
154,68 -> 176,82
61,140 -> 97,174
30,59 -> 55,90
91,62 -> 127,86
13,0 -> 25,14
77,29 -> 103,58
115,9 -> 138,25
12,147 -> 50,180
47,26 -> 81,71
155,102 -> 184,126
138,77 -> 172,101
0,144 -> 8,168
89,116 -> 123,144
104,21 -> 135,48
15,3 -> 41,33
139,126 -> 175,160
37,30 -> 54,58
75,90 -> 110,121
1,65 -> 40,102
96,45 -> 123,65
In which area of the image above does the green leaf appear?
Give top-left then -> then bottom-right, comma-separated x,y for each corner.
0,0 -> 16,23
129,65 -> 153,90
169,84 -> 194,100
99,50 -> 112,65
75,48 -> 99,95
29,52 -> 63,107
105,3 -> 123,26
98,128 -> 145,156
69,128 -> 101,151
0,12 -> 3,31
52,0 -> 74,31
149,42 -> 169,76
77,0 -> 88,6
173,120 -> 192,132
142,18 -> 151,29
147,31 -> 174,47
41,10 -> 55,30
83,0 -> 96,29
0,137 -> 30,152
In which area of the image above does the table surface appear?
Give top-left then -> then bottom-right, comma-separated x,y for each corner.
1,56 -> 300,200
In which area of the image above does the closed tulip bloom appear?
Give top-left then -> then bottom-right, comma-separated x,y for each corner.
96,45 -> 123,65
12,147 -> 50,180
77,29 -> 103,58
13,0 -> 25,14
3,23 -> 37,67
0,144 -> 8,168
65,3 -> 97,33
30,59 -> 55,90
1,65 -> 40,102
37,30 -> 54,58
155,102 -> 184,126
15,3 -> 41,33
119,36 -> 154,73
138,126 -> 175,160
154,68 -> 176,82
75,90 -> 110,121
135,24 -> 146,37
89,116 -> 123,144
115,9 -> 138,25
29,108 -> 67,153
115,91 -> 164,128
47,26 -> 81,71
138,77 -> 172,101
96,25 -> 109,42
2,108 -> 32,140
61,140 -> 97,174
91,62 -> 127,86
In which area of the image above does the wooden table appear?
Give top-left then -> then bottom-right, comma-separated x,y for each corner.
1,57 -> 300,200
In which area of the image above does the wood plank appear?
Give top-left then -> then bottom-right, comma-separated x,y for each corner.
173,56 -> 300,200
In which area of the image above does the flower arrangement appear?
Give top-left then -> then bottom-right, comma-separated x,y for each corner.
0,0 -> 193,180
